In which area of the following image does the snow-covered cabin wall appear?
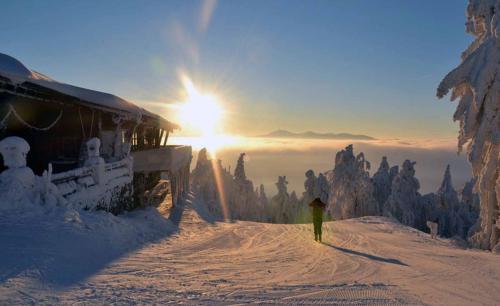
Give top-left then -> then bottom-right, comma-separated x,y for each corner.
0,53 -> 177,175
0,53 -> 191,213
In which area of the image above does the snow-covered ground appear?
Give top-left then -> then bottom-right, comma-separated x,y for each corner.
1,194 -> 499,305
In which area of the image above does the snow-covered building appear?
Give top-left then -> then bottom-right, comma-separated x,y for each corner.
0,53 -> 191,213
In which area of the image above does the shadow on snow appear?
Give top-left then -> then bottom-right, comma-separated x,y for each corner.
0,202 -> 188,288
322,243 -> 408,266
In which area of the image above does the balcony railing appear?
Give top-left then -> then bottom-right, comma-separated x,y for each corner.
130,145 -> 192,173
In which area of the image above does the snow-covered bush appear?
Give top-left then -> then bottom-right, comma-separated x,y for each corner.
437,0 -> 500,250
326,144 -> 378,220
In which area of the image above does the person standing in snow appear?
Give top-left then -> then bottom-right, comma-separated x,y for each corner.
309,197 -> 327,242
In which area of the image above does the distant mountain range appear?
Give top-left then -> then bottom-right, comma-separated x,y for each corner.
258,130 -> 375,140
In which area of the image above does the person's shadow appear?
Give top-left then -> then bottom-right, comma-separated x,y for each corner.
322,242 -> 408,266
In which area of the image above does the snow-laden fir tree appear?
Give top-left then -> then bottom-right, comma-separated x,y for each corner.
389,165 -> 399,182
435,165 -> 465,238
230,153 -> 259,220
234,153 -> 247,181
317,173 -> 329,203
258,184 -> 272,222
191,149 -> 229,219
384,160 -> 422,228
303,169 -> 319,207
297,170 -> 330,223
419,192 -> 439,232
271,176 -> 290,223
299,169 -> 318,223
372,156 -> 393,214
258,184 -> 269,207
327,144 -> 378,220
287,191 -> 300,222
191,149 -> 262,221
437,0 -> 500,251
460,178 -> 480,237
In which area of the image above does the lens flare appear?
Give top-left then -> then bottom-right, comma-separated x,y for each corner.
177,76 -> 223,138
175,75 -> 231,219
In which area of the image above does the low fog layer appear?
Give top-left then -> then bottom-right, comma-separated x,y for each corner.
172,137 -> 470,195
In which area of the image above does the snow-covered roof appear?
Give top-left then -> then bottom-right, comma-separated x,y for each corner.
0,53 -> 178,130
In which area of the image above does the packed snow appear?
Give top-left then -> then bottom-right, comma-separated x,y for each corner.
1,192 -> 499,305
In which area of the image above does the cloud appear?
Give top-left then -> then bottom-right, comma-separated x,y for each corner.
198,0 -> 217,33
169,20 -> 199,63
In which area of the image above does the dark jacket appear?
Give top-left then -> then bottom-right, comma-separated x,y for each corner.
309,198 -> 326,222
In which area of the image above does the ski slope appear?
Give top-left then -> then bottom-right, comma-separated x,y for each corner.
1,193 -> 499,305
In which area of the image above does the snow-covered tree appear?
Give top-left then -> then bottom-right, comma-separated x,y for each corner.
191,150 -> 262,221
230,153 -> 259,220
437,0 -> 500,250
287,191 -> 300,223
257,184 -> 272,222
271,176 -> 290,223
327,144 -> 378,220
460,178 -> 481,237
384,160 -> 422,228
258,184 -> 269,207
303,169 -> 318,206
419,192 -> 439,231
191,149 -> 228,219
435,165 -> 465,238
317,173 -> 329,203
372,156 -> 393,214
234,153 -> 247,181
389,165 -> 399,182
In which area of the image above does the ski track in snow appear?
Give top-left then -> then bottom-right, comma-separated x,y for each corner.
1,193 -> 500,305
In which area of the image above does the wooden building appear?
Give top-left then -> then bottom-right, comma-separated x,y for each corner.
0,53 -> 191,212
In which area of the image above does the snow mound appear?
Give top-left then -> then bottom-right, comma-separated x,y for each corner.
0,198 -> 176,289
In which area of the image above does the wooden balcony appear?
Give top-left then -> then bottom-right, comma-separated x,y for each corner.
130,145 -> 192,174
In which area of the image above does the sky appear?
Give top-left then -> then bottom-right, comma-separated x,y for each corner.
0,0 -> 470,139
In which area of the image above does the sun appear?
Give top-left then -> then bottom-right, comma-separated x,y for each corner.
177,76 -> 227,155
178,76 -> 222,136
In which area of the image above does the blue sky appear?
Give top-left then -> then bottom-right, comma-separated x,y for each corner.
0,0 -> 470,138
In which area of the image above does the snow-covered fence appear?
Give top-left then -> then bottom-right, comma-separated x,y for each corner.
51,157 -> 134,213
